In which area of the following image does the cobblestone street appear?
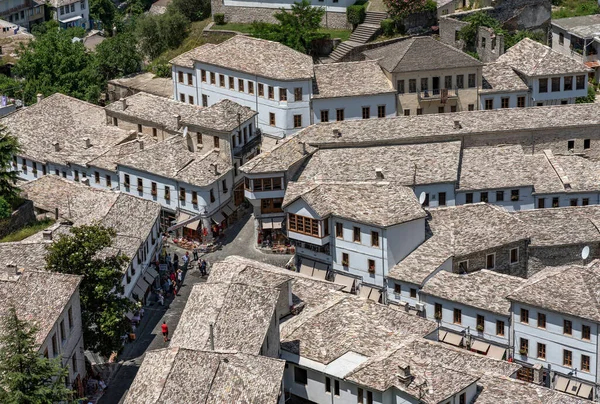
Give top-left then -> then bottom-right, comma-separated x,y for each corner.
98,213 -> 292,403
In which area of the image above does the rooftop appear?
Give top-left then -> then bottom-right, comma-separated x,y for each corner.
176,36 -> 314,81
481,62 -> 529,93
506,261 -> 600,322
240,135 -> 316,174
2,93 -> 131,166
0,242 -> 51,271
283,182 -> 426,227
108,72 -> 174,99
421,270 -> 525,316
458,145 -> 531,190
497,38 -> 591,76
124,348 -> 285,404
0,270 -> 81,346
363,36 -> 483,73
169,43 -> 217,69
312,60 -> 394,99
551,14 -> 600,39
169,282 -> 279,355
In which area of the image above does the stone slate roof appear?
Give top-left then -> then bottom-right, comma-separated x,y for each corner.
513,206 -> 600,247
240,135 -> 316,174
312,60 -> 394,99
105,92 -> 256,133
0,270 -> 81,346
118,136 -> 232,187
169,282 -> 279,355
296,141 -> 461,185
87,135 -> 157,171
169,43 -> 217,69
552,14 -> 600,38
363,36 -> 483,73
421,270 -> 525,316
0,242 -> 51,271
283,181 -> 426,227
208,256 -> 293,289
2,93 -> 132,166
527,153 -> 565,194
108,72 -> 173,99
182,36 -> 314,81
481,62 -> 528,93
506,261 -> 600,322
497,38 -> 591,76
476,375 -> 590,404
458,145 -> 531,190
124,348 -> 285,404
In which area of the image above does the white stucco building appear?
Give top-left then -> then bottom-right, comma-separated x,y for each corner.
551,14 -> 600,76
48,0 -> 90,29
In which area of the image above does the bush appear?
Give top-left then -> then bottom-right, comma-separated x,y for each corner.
0,197 -> 10,219
380,18 -> 395,36
214,13 -> 225,25
424,0 -> 437,12
347,4 -> 366,25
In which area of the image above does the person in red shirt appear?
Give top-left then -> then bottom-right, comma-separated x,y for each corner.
161,321 -> 169,342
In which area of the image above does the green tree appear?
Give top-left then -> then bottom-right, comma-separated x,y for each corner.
0,307 -> 73,403
13,21 -> 103,104
458,11 -> 504,50
383,0 -> 427,19
158,10 -> 189,49
89,0 -> 117,30
45,225 -> 134,357
0,127 -> 19,201
136,11 -> 189,59
168,0 -> 211,21
94,33 -> 142,81
577,84 -> 596,103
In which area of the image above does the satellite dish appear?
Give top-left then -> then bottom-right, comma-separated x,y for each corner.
582,246 -> 590,260
182,126 -> 188,138
419,192 -> 426,205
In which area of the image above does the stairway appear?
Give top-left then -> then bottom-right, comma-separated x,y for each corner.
328,11 -> 388,62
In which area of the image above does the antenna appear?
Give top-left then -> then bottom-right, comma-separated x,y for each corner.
582,246 -> 590,265
182,126 -> 188,138
419,192 -> 426,205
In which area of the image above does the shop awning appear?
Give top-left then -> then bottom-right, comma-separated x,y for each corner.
443,332 -> 463,347
185,220 -> 201,230
470,340 -> 490,353
577,383 -> 593,399
211,211 -> 225,224
146,266 -> 159,279
368,289 -> 382,302
359,285 -> 382,302
438,330 -> 447,342
313,268 -> 327,280
554,376 -> 569,392
568,381 -> 582,396
299,259 -> 315,276
486,345 -> 506,360
177,212 -> 191,222
359,285 -> 373,299
59,15 -> 82,23
261,218 -> 283,230
132,284 -> 145,300
334,274 -> 356,293
221,201 -> 235,216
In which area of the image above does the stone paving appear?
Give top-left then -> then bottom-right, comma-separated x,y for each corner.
98,213 -> 291,404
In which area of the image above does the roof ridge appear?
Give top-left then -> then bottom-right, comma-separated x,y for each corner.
391,37 -> 416,72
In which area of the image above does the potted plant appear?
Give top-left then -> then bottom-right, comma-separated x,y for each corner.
434,312 -> 442,321
476,324 -> 484,332
519,348 -> 528,356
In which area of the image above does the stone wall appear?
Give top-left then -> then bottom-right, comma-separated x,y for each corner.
476,26 -> 504,63
453,240 -> 529,278
528,243 -> 599,277
0,199 -> 35,239
211,0 -> 349,29
338,35 -> 415,63
402,10 -> 436,34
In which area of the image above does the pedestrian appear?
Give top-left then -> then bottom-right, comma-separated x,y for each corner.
158,291 -> 164,306
166,253 -> 172,270
173,254 -> 179,271
170,271 -> 176,283
177,269 -> 183,285
193,246 -> 198,261
182,252 -> 189,270
200,259 -> 207,276
161,321 -> 169,342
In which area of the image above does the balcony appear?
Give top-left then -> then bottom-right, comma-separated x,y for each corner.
417,88 -> 458,102
0,0 -> 31,17
233,130 -> 261,159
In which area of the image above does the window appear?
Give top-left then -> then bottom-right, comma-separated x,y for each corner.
538,198 -> 545,208
404,109 -> 410,116
294,366 -> 307,385
325,377 -> 331,393
178,71 -> 184,83
438,106 -> 445,113
164,186 -> 170,200
362,106 -> 370,119
397,79 -> 405,93
420,77 -> 428,91
289,213 -> 320,237
552,197 -> 559,207
202,95 -> 208,107
368,259 -> 375,274
582,355 -> 591,372
52,334 -> 58,357
179,187 -> 186,201
410,288 -> 417,298
521,308 -> 529,324
552,77 -> 561,92
539,78 -> 548,93
496,320 -> 505,336
520,338 -> 529,355
210,189 -> 215,203
435,303 -> 442,319
371,231 -> 379,247
481,37 -> 486,48
453,308 -> 462,324
68,307 -> 73,329
72,352 -> 78,373
60,320 -> 66,342
476,314 -> 485,331
510,248 -> 519,264
151,182 -> 157,196
213,136 -> 220,148
210,72 -> 215,84
320,110 -> 329,122
486,253 -> 495,269
576,75 -> 586,90
564,319 -> 572,335
94,171 -> 100,184
367,391 -> 373,404
517,96 -> 526,108
294,87 -> 302,102
564,350 -> 572,367
582,324 -> 591,340
583,198 -> 590,206
537,343 -> 546,360
417,108 -> 423,115
438,192 -> 446,206
235,78 -> 243,93
456,75 -> 464,89
279,88 -> 287,101
559,32 -> 564,45
293,115 -> 302,128
201,70 -> 206,82
342,253 -> 349,266
353,226 -> 361,242
493,191 -> 504,203
501,97 -> 509,108
485,99 -> 493,110
451,105 -> 457,112
336,109 -> 344,121
466,193 -> 473,204
191,191 -> 198,205
535,312 -> 546,329
358,388 -> 364,403
268,86 -> 274,99
261,198 -> 283,214
180,93 -> 185,102
124,174 -> 130,187
445,75 -> 452,89
571,198 -> 578,206
227,76 -> 234,89
468,73 -> 476,88
186,72 -> 192,85
468,104 -> 475,111
258,83 -> 264,96
511,189 -> 519,201
584,139 -> 591,149
564,76 -> 573,91
248,82 -> 254,94
106,175 -> 111,187
336,223 -> 343,238
409,78 -> 416,93
480,192 -> 488,203
189,95 -> 194,104
137,178 -> 143,192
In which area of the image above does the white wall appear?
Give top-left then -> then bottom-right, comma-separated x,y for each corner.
222,0 -> 354,13
414,183 -> 456,208
455,186 -> 534,211
386,218 -> 426,273
479,92 -> 529,109
172,66 -> 197,105
534,193 -> 600,209
312,93 -> 397,124
529,74 -> 587,105
54,0 -> 89,29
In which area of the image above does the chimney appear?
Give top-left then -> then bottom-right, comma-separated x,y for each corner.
54,207 -> 59,220
209,323 -> 215,350
120,98 -> 127,110
397,365 -> 411,382
332,128 -> 341,138
36,93 -> 43,103
83,137 -> 91,149
139,140 -> 144,150
174,114 -> 181,130
299,141 -> 307,155
453,120 -> 461,129
375,168 -> 384,179
42,230 -> 52,241
52,141 -> 60,152
212,163 -> 218,176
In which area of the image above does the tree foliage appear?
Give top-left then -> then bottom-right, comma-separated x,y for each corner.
250,0 -> 327,54
0,127 -> 19,201
45,225 -> 134,357
168,0 -> 211,22
458,11 -> 504,49
577,84 -> 596,104
383,0 -> 427,19
0,307 -> 74,403
136,11 -> 189,59
95,33 -> 142,81
89,0 -> 117,30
